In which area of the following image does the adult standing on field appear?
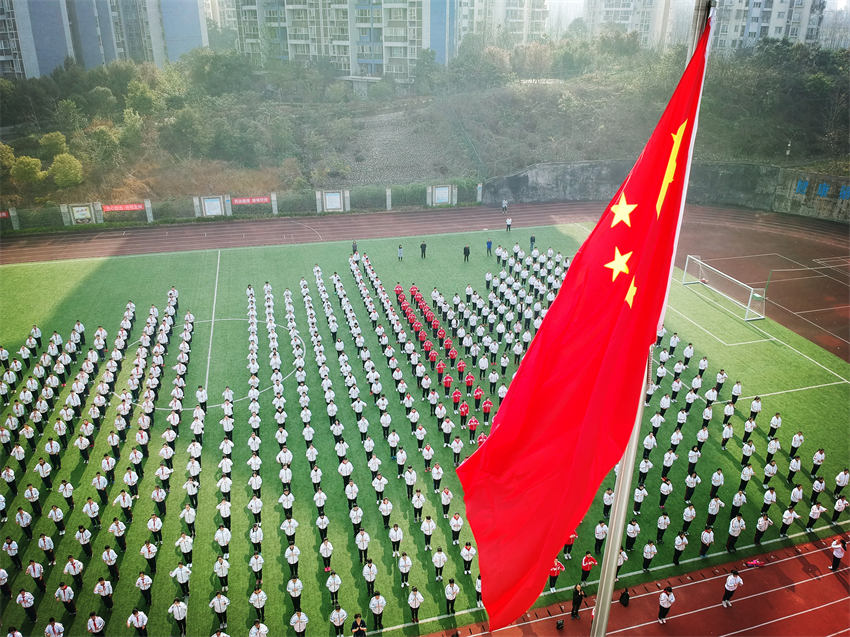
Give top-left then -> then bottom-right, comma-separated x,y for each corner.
571,583 -> 586,619
506,217 -> 512,232
420,242 -> 427,258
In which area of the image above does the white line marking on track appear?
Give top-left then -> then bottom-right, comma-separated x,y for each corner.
797,304 -> 850,314
767,297 -> 850,345
371,525 -> 850,635
773,253 -> 850,288
718,597 -> 850,637
609,568 -> 850,634
704,253 -> 782,261
204,250 -> 221,388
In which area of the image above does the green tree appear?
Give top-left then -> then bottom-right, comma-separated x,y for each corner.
126,79 -> 156,116
38,131 -> 68,159
86,86 -> 118,118
10,156 -> 45,186
48,152 -> 84,187
413,49 -> 441,95
0,141 -> 14,172
159,106 -> 211,157
52,99 -> 87,133
87,126 -> 121,167
119,108 -> 144,149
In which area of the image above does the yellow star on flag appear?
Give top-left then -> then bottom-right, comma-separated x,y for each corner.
610,193 -> 637,228
604,246 -> 632,282
625,277 -> 637,307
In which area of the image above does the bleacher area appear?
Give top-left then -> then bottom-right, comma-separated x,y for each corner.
0,228 -> 847,637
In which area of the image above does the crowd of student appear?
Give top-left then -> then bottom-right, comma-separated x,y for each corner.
0,235 -> 846,635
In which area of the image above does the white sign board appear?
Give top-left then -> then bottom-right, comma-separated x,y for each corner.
203,196 -> 224,216
324,191 -> 343,212
71,204 -> 93,224
434,185 -> 451,205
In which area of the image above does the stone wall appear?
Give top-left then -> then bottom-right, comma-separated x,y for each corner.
484,161 -> 849,223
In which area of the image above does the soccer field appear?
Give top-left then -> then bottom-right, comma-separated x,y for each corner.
0,223 -> 847,637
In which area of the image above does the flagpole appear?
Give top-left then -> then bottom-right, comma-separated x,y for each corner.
589,348 -> 654,637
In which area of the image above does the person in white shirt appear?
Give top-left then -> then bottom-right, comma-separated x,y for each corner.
658,586 -> 675,624
330,604 -> 348,637
249,585 -> 267,622
169,562 -> 192,597
721,570 -> 743,607
432,546 -> 448,580
445,578 -> 460,614
126,608 -> 148,636
408,585 -> 425,622
287,577 -> 304,612
326,570 -> 342,605
726,515 -> 746,552
368,592 -> 387,629
167,598 -> 188,637
829,538 -> 846,571
209,591 -> 229,629
290,611 -> 308,637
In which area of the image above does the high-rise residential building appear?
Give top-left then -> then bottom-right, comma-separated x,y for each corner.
234,0 -> 464,84
462,0 -> 548,46
111,0 -> 209,66
0,0 -> 75,78
0,0 -> 207,79
583,0 -> 670,47
233,0 -> 546,87
204,0 -> 238,29
819,4 -> 849,49
711,0 -> 825,51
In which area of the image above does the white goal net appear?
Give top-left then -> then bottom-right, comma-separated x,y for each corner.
681,255 -> 765,321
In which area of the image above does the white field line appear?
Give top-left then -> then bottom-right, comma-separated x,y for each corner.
752,274 -> 833,285
814,256 -> 850,267
666,305 -> 772,347
740,380 -> 850,400
718,597 -> 850,637
204,250 -> 221,388
369,523 -> 850,635
682,282 -> 850,384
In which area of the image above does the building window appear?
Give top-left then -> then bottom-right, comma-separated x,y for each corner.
774,26 -> 783,34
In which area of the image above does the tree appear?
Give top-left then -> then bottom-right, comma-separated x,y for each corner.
10,156 -> 46,186
126,79 -> 156,116
119,108 -> 144,149
159,106 -> 211,157
48,153 -> 84,187
38,131 -> 68,160
0,141 -> 14,172
413,49 -> 441,95
86,86 -> 118,118
86,126 -> 121,167
52,99 -> 87,133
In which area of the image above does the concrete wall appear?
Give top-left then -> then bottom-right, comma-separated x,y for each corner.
484,161 -> 850,223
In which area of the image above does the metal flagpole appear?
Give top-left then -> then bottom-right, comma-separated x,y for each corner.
590,348 -> 654,637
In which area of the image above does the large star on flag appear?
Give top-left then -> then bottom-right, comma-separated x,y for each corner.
604,246 -> 632,282
610,193 -> 637,228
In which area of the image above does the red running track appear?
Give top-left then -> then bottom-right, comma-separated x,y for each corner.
427,535 -> 850,637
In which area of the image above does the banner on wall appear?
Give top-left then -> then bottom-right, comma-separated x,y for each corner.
0,210 -> 9,219
102,203 -> 145,212
232,196 -> 271,205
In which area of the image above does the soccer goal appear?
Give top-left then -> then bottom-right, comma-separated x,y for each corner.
681,255 -> 766,321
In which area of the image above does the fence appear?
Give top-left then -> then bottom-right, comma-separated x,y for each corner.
0,178 -> 482,234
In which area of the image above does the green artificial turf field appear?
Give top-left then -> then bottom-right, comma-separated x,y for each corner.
0,223 -> 847,637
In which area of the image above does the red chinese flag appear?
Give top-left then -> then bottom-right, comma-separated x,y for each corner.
457,16 -> 714,630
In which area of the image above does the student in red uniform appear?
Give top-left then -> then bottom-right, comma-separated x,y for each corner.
563,531 -> 578,559
549,558 -> 565,592
442,374 -> 453,398
580,552 -> 597,583
465,373 -> 475,395
451,389 -> 462,414
473,385 -> 484,409
459,401 -> 470,429
436,360 -> 446,385
461,412 -> 476,444
482,398 -> 493,425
